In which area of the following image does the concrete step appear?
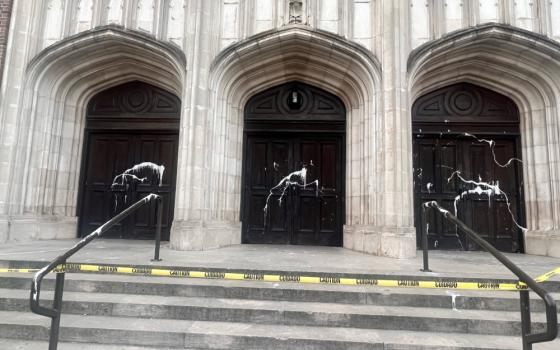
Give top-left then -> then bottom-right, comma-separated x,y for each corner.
1,273 -> 556,312
3,310 -> 560,350
0,339 -> 192,350
1,288 -> 558,336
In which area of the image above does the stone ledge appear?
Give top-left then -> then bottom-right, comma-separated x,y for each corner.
525,230 -> 560,258
343,225 -> 416,259
0,215 -> 77,243
170,219 -> 241,251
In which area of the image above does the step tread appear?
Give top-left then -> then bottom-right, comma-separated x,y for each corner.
0,339 -> 191,350
1,310 -> 555,349
2,288 -> 557,323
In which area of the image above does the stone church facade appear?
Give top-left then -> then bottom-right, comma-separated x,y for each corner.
0,0 -> 559,259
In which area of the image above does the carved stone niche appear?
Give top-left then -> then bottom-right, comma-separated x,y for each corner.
289,0 -> 303,24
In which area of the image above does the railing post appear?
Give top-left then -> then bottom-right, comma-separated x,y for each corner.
49,271 -> 65,350
421,205 -> 431,272
520,290 -> 532,350
152,196 -> 163,261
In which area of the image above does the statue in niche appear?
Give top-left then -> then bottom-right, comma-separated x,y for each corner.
289,0 -> 303,24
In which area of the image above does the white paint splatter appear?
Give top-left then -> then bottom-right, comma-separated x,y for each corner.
112,162 -> 165,187
111,162 -> 165,210
448,171 -> 527,233
464,133 -> 523,168
426,182 -> 433,193
263,166 -> 320,221
446,291 -> 460,312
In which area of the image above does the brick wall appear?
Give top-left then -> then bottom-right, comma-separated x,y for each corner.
0,0 -> 13,85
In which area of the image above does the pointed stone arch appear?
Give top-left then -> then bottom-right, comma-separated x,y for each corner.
0,25 -> 185,241
170,25 -> 409,257
408,24 -> 560,257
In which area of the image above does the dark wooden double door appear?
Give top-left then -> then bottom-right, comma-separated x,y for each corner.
79,81 -> 180,240
243,134 -> 343,246
80,132 -> 178,239
412,83 -> 524,252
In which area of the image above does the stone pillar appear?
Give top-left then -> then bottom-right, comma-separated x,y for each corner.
170,0 -> 240,250
377,0 -> 416,258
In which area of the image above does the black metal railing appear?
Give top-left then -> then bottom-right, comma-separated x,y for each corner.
421,201 -> 558,350
29,193 -> 164,350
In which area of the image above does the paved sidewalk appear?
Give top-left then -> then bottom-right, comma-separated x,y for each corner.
1,239 -> 559,281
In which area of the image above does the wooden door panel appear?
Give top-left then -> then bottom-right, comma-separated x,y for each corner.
413,136 -> 522,252
81,134 -> 133,237
131,134 -> 178,239
320,197 -> 338,232
243,135 -> 343,246
440,144 -> 458,194
293,137 -> 342,246
80,133 -> 178,240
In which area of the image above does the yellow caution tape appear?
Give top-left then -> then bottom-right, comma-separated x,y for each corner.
535,267 -> 560,283
0,263 -> 545,291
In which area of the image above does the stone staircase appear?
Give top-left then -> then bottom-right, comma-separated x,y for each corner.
0,271 -> 559,349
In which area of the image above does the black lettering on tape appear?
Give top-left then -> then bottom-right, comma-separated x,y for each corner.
65,264 -> 82,271
98,266 -> 117,273
356,279 -> 378,285
243,273 -> 264,280
132,267 -> 152,274
170,270 -> 189,277
435,281 -> 458,288
398,280 -> 420,287
280,275 -> 300,282
319,277 -> 341,284
477,282 -> 500,289
204,272 -> 226,279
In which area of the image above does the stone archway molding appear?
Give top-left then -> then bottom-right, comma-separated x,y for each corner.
408,23 -> 560,258
170,25 -> 416,258
0,25 -> 185,243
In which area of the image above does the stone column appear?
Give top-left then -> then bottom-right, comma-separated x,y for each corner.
170,0 -> 241,250
377,0 -> 416,258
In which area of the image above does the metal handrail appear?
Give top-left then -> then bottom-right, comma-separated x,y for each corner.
421,201 -> 558,349
29,193 -> 163,350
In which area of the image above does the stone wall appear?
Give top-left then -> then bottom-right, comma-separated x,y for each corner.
0,0 -> 12,85
0,0 -> 559,258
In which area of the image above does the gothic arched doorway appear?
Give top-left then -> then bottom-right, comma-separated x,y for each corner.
242,82 -> 346,246
412,83 -> 525,252
78,81 -> 180,240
